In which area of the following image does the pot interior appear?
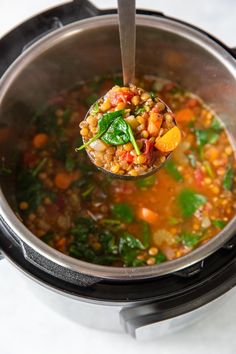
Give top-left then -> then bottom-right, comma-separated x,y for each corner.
1,14 -> 236,280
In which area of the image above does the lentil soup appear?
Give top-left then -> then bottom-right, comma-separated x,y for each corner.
15,75 -> 236,267
77,84 -> 181,176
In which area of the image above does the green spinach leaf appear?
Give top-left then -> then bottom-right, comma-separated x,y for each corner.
17,170 -> 44,213
212,219 -> 226,229
100,231 -> 118,254
179,231 -> 201,247
195,129 -> 219,147
132,258 -> 146,267
155,251 -> 166,263
69,243 -> 97,262
102,117 -> 141,155
112,203 -> 134,223
76,110 -> 124,150
140,221 -> 151,248
223,165 -> 234,190
71,217 -> 94,242
194,118 -> 222,159
178,188 -> 207,217
102,116 -> 130,145
119,232 -> 145,254
122,249 -> 139,267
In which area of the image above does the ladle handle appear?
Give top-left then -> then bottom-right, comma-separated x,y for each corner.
117,0 -> 136,85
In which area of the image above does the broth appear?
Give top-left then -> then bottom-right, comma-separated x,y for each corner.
15,75 -> 236,267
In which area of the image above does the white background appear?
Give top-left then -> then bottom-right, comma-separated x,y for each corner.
1,1 -> 236,353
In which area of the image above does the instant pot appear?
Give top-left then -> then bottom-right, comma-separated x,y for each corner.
1,0 -> 236,340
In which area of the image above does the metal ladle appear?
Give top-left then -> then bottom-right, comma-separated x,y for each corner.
118,0 -> 136,86
80,0 -> 176,180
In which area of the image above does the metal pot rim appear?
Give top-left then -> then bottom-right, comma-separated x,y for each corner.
1,13 -> 236,281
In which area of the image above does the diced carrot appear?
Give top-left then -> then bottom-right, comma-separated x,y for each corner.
32,133 -> 49,149
138,207 -> 159,224
56,237 -> 66,248
205,146 -> 219,162
54,172 -> 73,190
155,126 -> 181,153
147,112 -> 163,136
176,108 -> 194,123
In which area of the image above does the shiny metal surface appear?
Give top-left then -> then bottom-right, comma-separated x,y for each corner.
0,14 -> 236,281
133,293 -> 230,340
118,0 -> 136,85
18,261 -> 233,338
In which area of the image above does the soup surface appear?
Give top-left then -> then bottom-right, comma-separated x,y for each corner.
15,75 -> 236,267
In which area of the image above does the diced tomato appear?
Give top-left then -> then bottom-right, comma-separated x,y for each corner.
142,139 -> 155,164
109,90 -> 134,106
194,168 -> 204,187
123,151 -> 134,164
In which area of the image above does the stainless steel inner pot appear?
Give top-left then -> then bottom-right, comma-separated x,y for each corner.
1,14 -> 236,281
